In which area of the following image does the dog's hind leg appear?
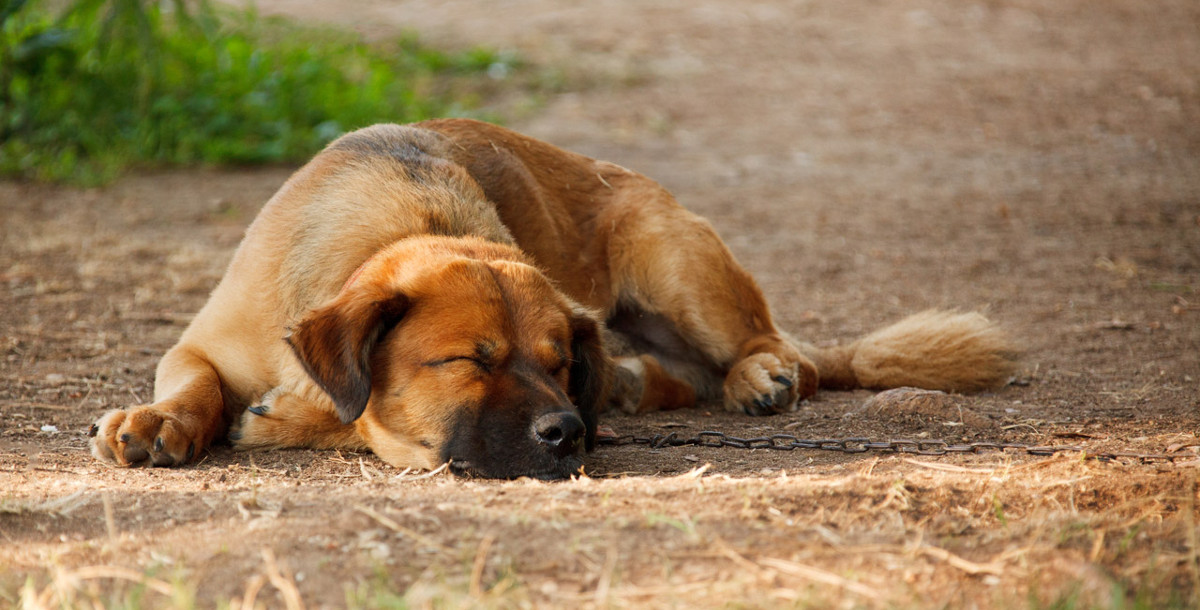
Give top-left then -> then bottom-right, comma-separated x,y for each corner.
89,345 -> 228,466
598,172 -> 817,415
608,354 -> 697,414
231,387 -> 366,451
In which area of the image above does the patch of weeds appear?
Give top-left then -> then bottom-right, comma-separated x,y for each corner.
1022,557 -> 1195,610
1102,522 -> 1145,563
646,511 -> 699,541
345,567 -> 408,610
15,566 -> 197,610
991,493 -> 1008,527
346,562 -> 529,610
1056,520 -> 1093,548
1027,583 -> 1087,610
0,0 -> 521,184
1148,282 -> 1195,294
1028,581 -> 1191,610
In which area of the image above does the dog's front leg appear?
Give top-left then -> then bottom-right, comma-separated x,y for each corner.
89,346 -> 226,467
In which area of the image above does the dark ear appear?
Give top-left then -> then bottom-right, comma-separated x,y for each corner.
567,307 -> 612,452
287,287 -> 409,424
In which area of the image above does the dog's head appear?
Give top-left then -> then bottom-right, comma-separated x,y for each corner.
286,238 -> 611,479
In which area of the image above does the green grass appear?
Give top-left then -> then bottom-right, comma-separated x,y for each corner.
1026,582 -> 1191,610
0,0 -> 516,184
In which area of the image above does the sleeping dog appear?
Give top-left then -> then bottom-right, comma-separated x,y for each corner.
89,119 -> 1016,479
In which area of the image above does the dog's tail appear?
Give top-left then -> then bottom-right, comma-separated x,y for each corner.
795,310 -> 1018,392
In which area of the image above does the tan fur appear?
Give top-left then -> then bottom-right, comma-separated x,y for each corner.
89,119 -> 1017,478
823,310 -> 1016,392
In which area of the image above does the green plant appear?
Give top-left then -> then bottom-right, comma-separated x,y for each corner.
0,0 -> 513,183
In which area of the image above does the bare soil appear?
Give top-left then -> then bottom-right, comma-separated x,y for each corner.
3,0 -> 1199,608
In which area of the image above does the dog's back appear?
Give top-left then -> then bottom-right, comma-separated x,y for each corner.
171,125 -> 517,406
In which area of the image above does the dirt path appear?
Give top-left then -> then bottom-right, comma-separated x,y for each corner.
3,0 -> 1198,607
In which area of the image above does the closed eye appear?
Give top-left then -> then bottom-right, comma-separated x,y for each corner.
424,340 -> 500,372
425,356 -> 488,368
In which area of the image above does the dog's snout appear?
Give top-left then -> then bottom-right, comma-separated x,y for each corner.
532,412 -> 585,457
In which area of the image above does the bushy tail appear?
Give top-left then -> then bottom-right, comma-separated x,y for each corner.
797,310 -> 1018,392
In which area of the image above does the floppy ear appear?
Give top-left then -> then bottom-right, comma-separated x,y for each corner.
286,287 -> 409,424
567,307 -> 613,452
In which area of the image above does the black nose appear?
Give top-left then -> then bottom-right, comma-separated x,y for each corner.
532,412 -> 586,458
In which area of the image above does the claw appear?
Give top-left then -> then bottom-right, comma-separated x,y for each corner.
154,437 -> 165,452
773,375 -> 793,388
185,443 -> 195,461
248,405 -> 269,416
87,423 -> 99,437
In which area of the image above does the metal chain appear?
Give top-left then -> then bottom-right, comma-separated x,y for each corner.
596,430 -> 1196,464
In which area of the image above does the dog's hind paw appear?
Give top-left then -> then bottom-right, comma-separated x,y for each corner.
231,387 -> 363,451
722,351 -> 817,415
230,387 -> 285,447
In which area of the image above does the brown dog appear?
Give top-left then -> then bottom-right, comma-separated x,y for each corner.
89,119 -> 1016,479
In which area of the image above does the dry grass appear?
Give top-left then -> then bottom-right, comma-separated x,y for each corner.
7,457 -> 1197,609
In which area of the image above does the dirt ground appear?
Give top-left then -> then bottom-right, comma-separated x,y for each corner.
3,0 -> 1199,607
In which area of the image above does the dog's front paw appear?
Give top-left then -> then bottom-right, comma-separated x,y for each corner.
89,406 -> 200,467
722,352 -> 817,415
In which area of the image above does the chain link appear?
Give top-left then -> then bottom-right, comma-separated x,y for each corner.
598,430 -> 1195,464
